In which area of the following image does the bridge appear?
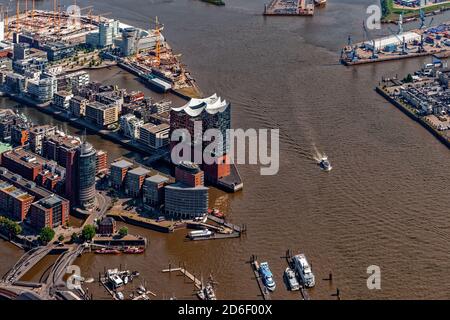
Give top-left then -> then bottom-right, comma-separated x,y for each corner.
2,246 -> 55,284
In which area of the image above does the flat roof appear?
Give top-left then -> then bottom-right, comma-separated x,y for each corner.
111,159 -> 134,169
128,166 -> 150,176
145,174 -> 169,184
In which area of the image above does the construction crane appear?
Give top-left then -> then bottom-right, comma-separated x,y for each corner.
153,16 -> 164,66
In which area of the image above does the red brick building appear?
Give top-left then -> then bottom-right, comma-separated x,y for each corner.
29,194 -> 69,230
0,181 -> 35,222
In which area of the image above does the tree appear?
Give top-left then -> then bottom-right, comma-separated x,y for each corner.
70,232 -> 79,243
39,227 -> 55,244
118,227 -> 128,238
403,73 -> 413,83
82,225 -> 96,241
58,234 -> 65,242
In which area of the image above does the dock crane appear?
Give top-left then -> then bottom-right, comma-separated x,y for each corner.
362,20 -> 378,60
387,25 -> 407,55
418,7 -> 435,53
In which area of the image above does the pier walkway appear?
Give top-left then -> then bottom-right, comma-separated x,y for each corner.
162,265 -> 202,290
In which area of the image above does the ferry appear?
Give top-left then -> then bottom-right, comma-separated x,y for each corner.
319,155 -> 332,172
292,254 -> 315,288
188,229 -> 213,240
284,267 -> 300,291
258,262 -> 276,292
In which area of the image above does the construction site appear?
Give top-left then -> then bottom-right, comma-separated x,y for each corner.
340,9 -> 450,66
0,1 -> 201,98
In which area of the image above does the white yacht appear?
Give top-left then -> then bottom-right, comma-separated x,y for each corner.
292,254 -> 315,288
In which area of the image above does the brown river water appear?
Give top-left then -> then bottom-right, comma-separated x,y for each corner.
1,0 -> 450,299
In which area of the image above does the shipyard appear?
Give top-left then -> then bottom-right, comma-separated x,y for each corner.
340,9 -> 450,66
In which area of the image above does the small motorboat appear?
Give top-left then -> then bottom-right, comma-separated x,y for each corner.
319,155 -> 332,172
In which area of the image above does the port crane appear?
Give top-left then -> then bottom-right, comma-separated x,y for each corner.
418,8 -> 435,53
362,20 -> 378,60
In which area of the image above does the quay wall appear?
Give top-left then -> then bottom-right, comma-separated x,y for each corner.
376,86 -> 450,149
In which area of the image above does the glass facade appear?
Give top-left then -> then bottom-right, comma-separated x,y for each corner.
77,142 -> 97,209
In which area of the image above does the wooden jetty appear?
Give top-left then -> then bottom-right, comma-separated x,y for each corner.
249,255 -> 271,300
162,263 -> 202,290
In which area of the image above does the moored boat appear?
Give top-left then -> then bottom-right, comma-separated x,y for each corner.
258,262 -> 276,292
284,267 -> 300,291
292,253 -> 315,288
95,248 -> 121,255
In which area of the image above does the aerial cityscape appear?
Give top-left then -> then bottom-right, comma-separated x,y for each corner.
0,0 -> 449,308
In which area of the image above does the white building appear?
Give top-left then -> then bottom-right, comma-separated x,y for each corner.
120,114 -> 144,140
139,123 -> 169,149
27,77 -> 58,103
364,31 -> 421,51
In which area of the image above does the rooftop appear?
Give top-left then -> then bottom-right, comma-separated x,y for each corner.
145,174 -> 169,184
128,166 -> 150,176
111,159 -> 134,169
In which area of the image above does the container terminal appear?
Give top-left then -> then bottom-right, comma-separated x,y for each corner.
340,12 -> 450,66
263,0 -> 326,16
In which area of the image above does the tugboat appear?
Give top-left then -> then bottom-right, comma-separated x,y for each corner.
319,155 -> 332,172
258,262 -> 276,292
292,254 -> 316,288
284,267 -> 300,291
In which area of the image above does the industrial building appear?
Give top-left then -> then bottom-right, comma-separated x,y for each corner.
364,32 -> 422,52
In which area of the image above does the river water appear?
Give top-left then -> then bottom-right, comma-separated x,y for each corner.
1,0 -> 450,299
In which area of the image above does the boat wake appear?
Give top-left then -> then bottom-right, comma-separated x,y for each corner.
312,144 -> 325,163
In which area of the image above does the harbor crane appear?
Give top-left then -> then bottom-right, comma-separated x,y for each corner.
362,20 -> 378,60
387,26 -> 407,55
